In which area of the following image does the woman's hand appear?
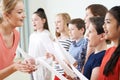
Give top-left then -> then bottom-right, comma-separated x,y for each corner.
13,60 -> 37,73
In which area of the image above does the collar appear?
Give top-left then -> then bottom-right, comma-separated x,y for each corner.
72,37 -> 87,47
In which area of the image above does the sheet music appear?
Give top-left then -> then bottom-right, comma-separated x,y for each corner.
70,65 -> 88,80
17,46 -> 68,80
17,39 -> 88,80
55,37 -> 76,65
53,42 -> 77,78
53,40 -> 88,80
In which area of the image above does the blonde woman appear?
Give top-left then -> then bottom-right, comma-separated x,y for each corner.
0,0 -> 35,79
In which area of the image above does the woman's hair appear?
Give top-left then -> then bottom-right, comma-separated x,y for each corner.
55,13 -> 71,37
68,18 -> 85,34
89,16 -> 105,34
0,0 -> 22,23
34,8 -> 49,30
103,6 -> 120,76
86,4 -> 108,17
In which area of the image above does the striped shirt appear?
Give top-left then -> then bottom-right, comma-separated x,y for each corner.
54,38 -> 72,74
58,38 -> 72,51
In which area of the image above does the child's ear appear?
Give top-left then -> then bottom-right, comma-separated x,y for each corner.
80,27 -> 85,34
100,33 -> 106,41
42,18 -> 46,24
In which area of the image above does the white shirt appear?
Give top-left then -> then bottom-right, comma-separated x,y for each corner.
28,30 -> 54,80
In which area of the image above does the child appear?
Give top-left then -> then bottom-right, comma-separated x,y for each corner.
98,6 -> 120,80
28,8 -> 53,80
68,18 -> 88,72
54,13 -> 71,80
83,17 -> 107,80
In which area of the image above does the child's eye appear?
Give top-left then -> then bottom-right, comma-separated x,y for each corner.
106,21 -> 110,23
88,30 -> 91,33
105,20 -> 110,24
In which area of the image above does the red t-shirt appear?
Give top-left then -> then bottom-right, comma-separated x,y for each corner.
98,47 -> 120,80
0,29 -> 20,70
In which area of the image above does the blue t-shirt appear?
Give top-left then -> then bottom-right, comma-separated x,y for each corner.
69,37 -> 88,71
83,50 -> 105,80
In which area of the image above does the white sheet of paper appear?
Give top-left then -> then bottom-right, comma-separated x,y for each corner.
53,42 -> 77,78
53,40 -> 88,80
17,46 -> 67,80
71,65 -> 88,80
55,38 -> 76,65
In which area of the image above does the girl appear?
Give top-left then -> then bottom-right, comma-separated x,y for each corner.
84,4 -> 108,65
55,13 -> 72,51
98,6 -> 120,80
28,8 -> 53,80
54,13 -> 71,80
83,17 -> 107,80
